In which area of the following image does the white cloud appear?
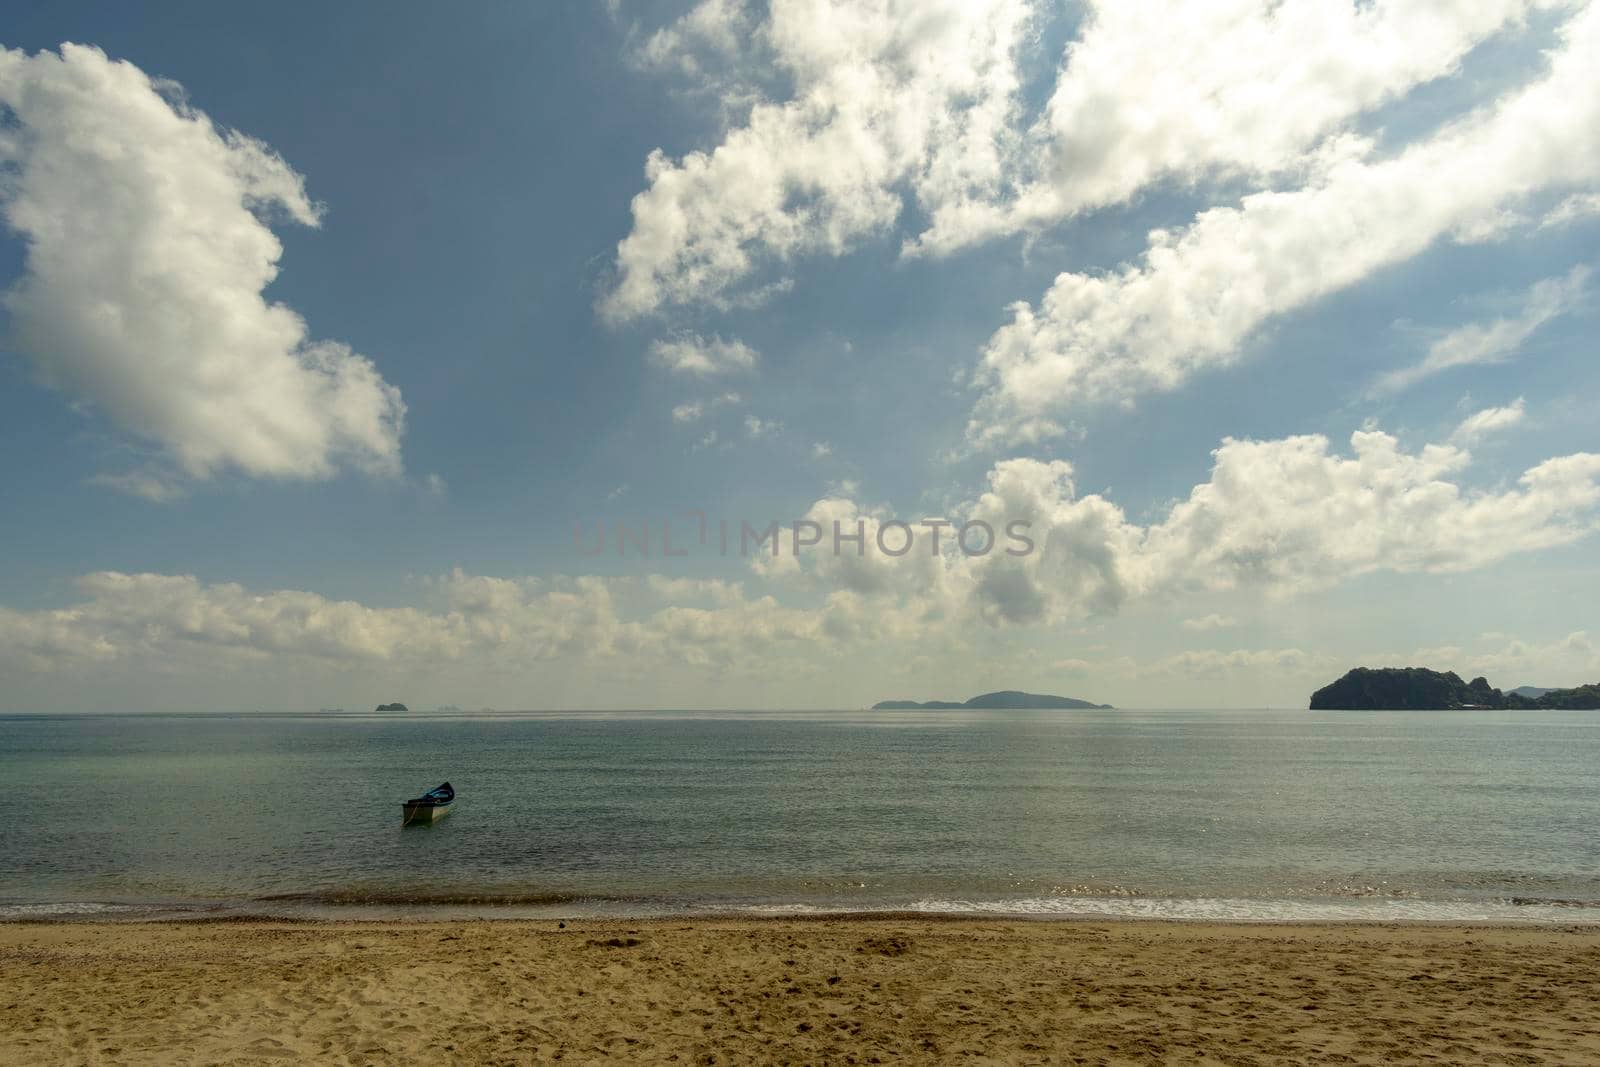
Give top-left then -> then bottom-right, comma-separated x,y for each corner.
1450,398 -> 1527,444
0,569 -> 834,675
0,572 -> 464,670
1454,629 -> 1598,684
0,45 -> 406,485
829,478 -> 860,498
1374,267 -> 1589,394
1181,613 -> 1236,632
913,0 -> 1553,256
751,496 -> 968,619
743,414 -> 781,439
672,390 -> 741,423
6,422 -> 1600,696
86,471 -> 187,503
1155,647 -> 1328,679
1542,190 -> 1600,227
634,0 -> 753,80
609,0 -> 1565,314
811,441 -> 833,459
602,0 -> 1031,319
958,458 -> 1142,623
1137,431 -> 1600,595
967,5 -> 1600,444
1380,631 -> 1600,688
772,422 -> 1600,626
649,334 -> 758,375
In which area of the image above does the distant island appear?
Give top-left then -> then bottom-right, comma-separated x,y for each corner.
873,690 -> 1113,710
375,702 -> 409,712
1309,669 -> 1600,710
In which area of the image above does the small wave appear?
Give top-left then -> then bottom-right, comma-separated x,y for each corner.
1508,896 -> 1600,909
1310,881 -> 1421,900
255,889 -> 602,907
1044,882 -> 1147,898
724,895 -> 1600,923
0,902 -> 158,921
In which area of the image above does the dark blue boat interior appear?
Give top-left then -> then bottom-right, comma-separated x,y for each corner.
405,781 -> 453,806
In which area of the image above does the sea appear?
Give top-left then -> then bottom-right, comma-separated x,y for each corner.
3,708 -> 1598,924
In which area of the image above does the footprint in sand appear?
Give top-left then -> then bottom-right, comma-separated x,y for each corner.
587,937 -> 644,949
244,1037 -> 295,1058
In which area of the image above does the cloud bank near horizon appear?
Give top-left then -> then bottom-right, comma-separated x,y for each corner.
6,415 -> 1595,701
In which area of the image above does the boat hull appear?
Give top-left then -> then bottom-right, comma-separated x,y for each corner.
401,801 -> 451,825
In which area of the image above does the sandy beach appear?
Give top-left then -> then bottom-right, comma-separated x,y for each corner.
4,918 -> 1599,1064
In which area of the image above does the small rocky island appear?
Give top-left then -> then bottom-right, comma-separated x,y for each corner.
375,702 -> 409,712
873,690 -> 1113,710
1309,669 -> 1600,710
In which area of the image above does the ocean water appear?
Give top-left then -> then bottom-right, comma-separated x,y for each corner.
2,708 -> 1598,923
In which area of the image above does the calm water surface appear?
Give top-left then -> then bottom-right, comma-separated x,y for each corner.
2,709 -> 1597,921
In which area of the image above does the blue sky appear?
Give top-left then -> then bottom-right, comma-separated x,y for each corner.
2,1 -> 1598,711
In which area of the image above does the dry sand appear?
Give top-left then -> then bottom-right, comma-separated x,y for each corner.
4,918 -> 1599,1064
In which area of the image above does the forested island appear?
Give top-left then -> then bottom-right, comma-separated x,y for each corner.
873,690 -> 1113,710
1309,669 -> 1600,710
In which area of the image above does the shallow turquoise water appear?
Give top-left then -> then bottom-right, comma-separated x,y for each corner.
2,709 -> 1598,921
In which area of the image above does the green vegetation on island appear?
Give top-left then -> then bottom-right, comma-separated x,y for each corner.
375,702 -> 409,712
1309,669 -> 1600,710
873,690 -> 1113,710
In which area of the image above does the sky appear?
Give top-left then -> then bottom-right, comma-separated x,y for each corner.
1,0 -> 1598,712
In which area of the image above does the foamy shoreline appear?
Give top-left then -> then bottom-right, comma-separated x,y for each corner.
10,893 -> 1600,926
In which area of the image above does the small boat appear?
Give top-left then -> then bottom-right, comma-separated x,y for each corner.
401,781 -> 454,825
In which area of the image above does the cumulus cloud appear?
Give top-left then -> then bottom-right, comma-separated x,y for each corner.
1542,191 -> 1600,227
1181,614 -> 1237,632
743,414 -> 781,439
962,4 -> 1600,443
671,390 -> 741,423
1154,647 -> 1328,680
769,422 -> 1600,626
633,0 -> 753,81
1373,267 -> 1589,395
610,0 -> 1568,316
1138,431 -> 1600,594
1455,629 -> 1598,683
0,572 -> 462,670
752,497 -> 967,617
0,44 -> 406,486
6,424 -> 1600,687
86,471 -> 188,503
607,3 -> 1599,451
1451,399 -> 1527,444
913,0 -> 1552,256
649,334 -> 758,376
602,0 -> 1031,319
0,569 -> 833,675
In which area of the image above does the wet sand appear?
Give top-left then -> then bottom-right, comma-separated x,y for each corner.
4,918 -> 1599,1064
